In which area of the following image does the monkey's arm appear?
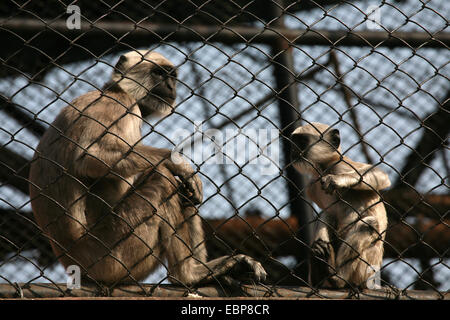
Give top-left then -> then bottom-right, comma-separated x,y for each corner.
321,159 -> 391,193
78,141 -> 202,204
77,141 -> 170,178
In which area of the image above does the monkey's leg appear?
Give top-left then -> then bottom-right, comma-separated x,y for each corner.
310,213 -> 337,288
68,167 -> 193,284
183,206 -> 208,263
331,215 -> 383,288
161,206 -> 266,286
310,240 -> 336,288
166,248 -> 268,286
115,167 -> 265,286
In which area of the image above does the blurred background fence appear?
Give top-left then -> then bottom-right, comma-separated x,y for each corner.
0,0 -> 448,297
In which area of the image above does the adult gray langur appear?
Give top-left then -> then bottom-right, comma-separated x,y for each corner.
290,122 -> 390,289
29,50 -> 266,286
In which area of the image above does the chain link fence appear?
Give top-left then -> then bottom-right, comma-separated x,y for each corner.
0,0 -> 448,298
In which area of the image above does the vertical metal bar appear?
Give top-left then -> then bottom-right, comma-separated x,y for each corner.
269,0 -> 312,284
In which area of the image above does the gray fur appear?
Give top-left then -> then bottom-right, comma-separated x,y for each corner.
291,122 -> 390,289
29,50 -> 266,286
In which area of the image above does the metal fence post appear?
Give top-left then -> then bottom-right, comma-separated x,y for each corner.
269,0 -> 312,284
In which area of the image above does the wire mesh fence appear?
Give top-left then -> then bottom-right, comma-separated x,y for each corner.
0,0 -> 448,298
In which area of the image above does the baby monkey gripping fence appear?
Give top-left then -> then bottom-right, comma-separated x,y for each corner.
0,0 -> 448,299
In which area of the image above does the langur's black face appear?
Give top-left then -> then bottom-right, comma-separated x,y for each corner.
290,125 -> 341,173
111,51 -> 178,117
290,132 -> 311,163
139,64 -> 178,117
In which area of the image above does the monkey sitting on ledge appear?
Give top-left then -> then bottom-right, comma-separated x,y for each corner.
29,50 -> 266,286
290,122 -> 391,289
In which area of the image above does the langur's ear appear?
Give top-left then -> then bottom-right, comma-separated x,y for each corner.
115,55 -> 127,73
329,128 -> 340,149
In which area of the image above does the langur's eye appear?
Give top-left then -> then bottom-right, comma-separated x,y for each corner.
170,69 -> 178,78
152,68 -> 166,76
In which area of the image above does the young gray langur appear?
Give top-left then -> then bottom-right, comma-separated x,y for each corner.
29,50 -> 267,286
290,122 -> 390,289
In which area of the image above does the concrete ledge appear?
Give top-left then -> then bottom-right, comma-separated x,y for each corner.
0,283 -> 447,300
